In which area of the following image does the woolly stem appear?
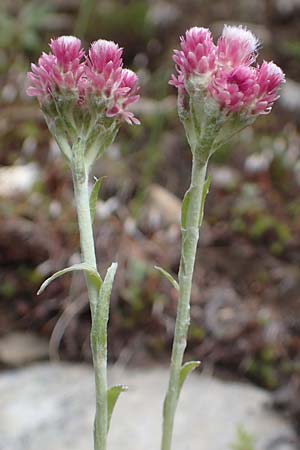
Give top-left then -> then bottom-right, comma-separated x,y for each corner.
72,139 -> 108,450
161,155 -> 208,450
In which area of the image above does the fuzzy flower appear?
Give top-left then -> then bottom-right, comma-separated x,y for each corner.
27,36 -> 85,103
27,36 -> 140,126
170,24 -> 285,120
251,61 -> 285,115
217,25 -> 259,69
209,65 -> 257,114
84,40 -> 140,124
170,27 -> 217,90
106,69 -> 140,124
27,36 -> 140,165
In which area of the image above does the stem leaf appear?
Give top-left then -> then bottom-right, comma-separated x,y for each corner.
154,266 -> 179,291
93,262 -> 118,329
199,176 -> 211,227
37,263 -> 101,295
178,361 -> 201,396
107,384 -> 128,431
89,176 -> 105,223
181,189 -> 192,229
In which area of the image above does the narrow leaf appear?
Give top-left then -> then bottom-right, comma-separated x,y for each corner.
181,189 -> 192,229
178,361 -> 201,396
89,177 -> 104,223
93,262 -> 118,330
154,266 -> 179,291
199,176 -> 211,227
37,263 -> 101,295
107,384 -> 128,430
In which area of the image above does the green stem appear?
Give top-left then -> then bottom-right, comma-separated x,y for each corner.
161,156 -> 208,450
72,142 -> 108,450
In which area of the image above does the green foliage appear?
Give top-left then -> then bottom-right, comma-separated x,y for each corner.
89,177 -> 104,223
107,385 -> 127,431
0,1 -> 51,54
231,425 -> 256,450
37,263 -> 102,295
245,357 -> 279,389
154,266 -> 179,291
178,361 -> 200,397
123,260 -> 149,313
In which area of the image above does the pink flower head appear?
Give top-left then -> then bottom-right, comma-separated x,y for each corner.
27,53 -> 57,100
217,25 -> 259,69
88,40 -> 123,74
49,36 -> 84,71
106,69 -> 140,124
27,36 -> 140,126
209,66 -> 257,114
85,40 -> 139,123
251,61 -> 285,115
27,36 -> 85,103
170,27 -> 217,89
170,24 -> 284,119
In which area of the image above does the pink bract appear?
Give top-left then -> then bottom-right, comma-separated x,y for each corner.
170,27 -> 216,89
252,61 -> 285,115
217,25 -> 259,69
209,66 -> 257,113
27,36 -> 140,125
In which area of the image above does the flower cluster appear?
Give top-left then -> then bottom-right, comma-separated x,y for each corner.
27,36 -> 140,125
170,25 -> 285,117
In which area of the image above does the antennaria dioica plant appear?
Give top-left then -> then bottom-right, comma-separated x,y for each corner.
27,36 -> 140,450
160,25 -> 285,450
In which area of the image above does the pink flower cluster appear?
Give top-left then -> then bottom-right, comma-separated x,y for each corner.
27,36 -> 140,125
170,25 -> 285,116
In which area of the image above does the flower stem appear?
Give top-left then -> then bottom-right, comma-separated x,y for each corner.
161,156 -> 208,450
72,140 -> 108,450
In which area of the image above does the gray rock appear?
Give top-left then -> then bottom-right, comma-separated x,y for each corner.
0,363 -> 296,450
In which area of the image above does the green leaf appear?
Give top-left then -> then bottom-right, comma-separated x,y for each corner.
178,361 -> 201,396
107,384 -> 128,430
93,262 -> 118,330
89,176 -> 105,223
154,266 -> 179,291
181,189 -> 192,229
199,176 -> 211,227
37,263 -> 101,295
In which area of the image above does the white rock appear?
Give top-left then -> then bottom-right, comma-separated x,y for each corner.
0,163 -> 39,197
143,183 -> 181,228
210,166 -> 240,190
0,333 -> 49,366
280,79 -> 300,114
0,363 -> 296,450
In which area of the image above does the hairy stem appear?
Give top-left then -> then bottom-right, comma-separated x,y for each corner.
161,156 -> 208,450
72,142 -> 108,450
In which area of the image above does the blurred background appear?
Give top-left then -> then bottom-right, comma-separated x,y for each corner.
0,0 -> 300,446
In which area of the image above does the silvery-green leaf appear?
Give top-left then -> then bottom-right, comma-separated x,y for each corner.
107,384 -> 128,430
178,361 -> 201,396
89,176 -> 104,223
37,263 -> 101,295
154,266 -> 179,291
199,176 -> 211,227
181,189 -> 192,229
92,262 -> 118,331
